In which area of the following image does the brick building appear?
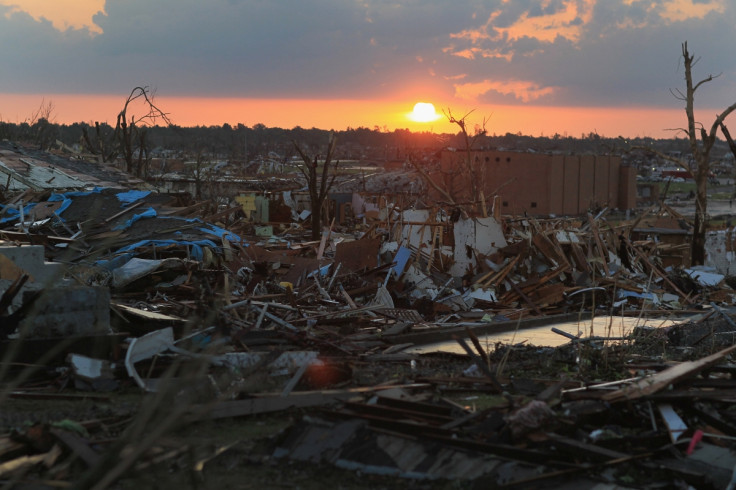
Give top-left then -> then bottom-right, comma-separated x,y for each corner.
436,149 -> 637,216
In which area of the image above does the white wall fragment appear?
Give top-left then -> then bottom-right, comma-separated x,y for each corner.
684,267 -> 724,287
705,229 -> 735,275
450,217 -> 507,277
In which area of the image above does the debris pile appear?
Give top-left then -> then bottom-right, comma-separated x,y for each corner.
0,168 -> 736,486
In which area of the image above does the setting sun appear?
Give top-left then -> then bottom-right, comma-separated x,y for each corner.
408,102 -> 441,123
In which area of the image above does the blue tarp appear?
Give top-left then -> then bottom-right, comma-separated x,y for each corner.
116,190 -> 151,206
199,222 -> 240,242
307,264 -> 332,278
392,246 -> 412,278
150,216 -> 242,243
0,203 -> 37,224
2,188 -> 245,268
47,188 -> 102,222
97,238 -> 222,269
1,188 -> 103,223
113,207 -> 157,230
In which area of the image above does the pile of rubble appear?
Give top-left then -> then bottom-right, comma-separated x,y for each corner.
1,175 -> 736,487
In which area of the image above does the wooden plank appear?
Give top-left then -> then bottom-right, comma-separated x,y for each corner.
532,233 -> 563,268
483,255 -> 519,288
569,242 -> 591,273
507,277 -> 543,315
602,344 -> 736,403
198,384 -> 431,419
544,230 -> 572,269
546,432 -> 629,462
464,327 -> 490,366
50,428 -> 101,467
587,214 -> 610,276
103,200 -> 144,223
624,235 -> 693,303
529,283 -> 568,308
453,336 -> 503,392
0,230 -> 75,244
384,311 -> 593,346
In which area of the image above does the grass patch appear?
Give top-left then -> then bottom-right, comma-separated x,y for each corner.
448,393 -> 512,411
658,181 -> 696,194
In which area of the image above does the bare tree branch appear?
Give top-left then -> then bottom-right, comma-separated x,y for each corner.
293,134 -> 340,240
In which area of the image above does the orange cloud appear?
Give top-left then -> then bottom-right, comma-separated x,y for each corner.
454,79 -> 557,103
450,0 -> 595,57
620,0 -> 725,23
497,0 -> 595,44
0,0 -> 105,34
659,0 -> 725,22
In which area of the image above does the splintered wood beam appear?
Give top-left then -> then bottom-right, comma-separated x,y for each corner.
587,214 -> 610,276
623,235 -> 693,304
532,232 -> 567,268
569,242 -> 591,273
602,344 -> 736,403
507,276 -> 543,315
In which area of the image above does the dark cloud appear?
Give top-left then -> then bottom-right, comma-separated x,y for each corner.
0,0 -> 734,109
440,1 -> 736,108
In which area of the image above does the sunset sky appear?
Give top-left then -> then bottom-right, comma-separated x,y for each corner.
0,0 -> 734,137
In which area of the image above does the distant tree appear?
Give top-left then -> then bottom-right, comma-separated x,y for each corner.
81,121 -> 118,163
292,134 -> 339,240
24,99 -> 57,150
191,149 -> 210,200
26,99 -> 55,126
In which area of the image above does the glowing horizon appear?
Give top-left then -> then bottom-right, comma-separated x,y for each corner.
0,92 -> 695,139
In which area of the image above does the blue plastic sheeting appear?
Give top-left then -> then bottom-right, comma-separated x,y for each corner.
391,246 -> 412,278
199,222 -> 240,242
152,216 -> 242,243
0,188 -> 104,223
113,207 -> 157,230
97,238 -> 221,269
0,203 -> 37,224
307,264 -> 331,278
118,239 -> 221,261
97,253 -> 136,271
47,188 -> 102,222
116,190 -> 151,206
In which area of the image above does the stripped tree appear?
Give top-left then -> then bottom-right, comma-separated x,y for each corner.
115,87 -> 171,178
676,43 -> 736,264
293,133 -> 339,240
634,42 -> 736,264
445,108 -> 491,216
407,109 -> 490,218
82,86 -> 171,178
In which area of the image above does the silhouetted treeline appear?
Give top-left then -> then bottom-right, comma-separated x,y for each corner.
0,118 -> 704,163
